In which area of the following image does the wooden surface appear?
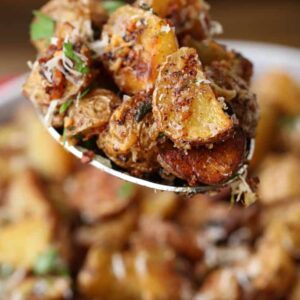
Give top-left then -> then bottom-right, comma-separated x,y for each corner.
0,0 -> 299,76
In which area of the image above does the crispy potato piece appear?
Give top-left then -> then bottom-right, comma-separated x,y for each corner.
76,207 -> 138,248
23,63 -> 51,106
258,154 -> 300,204
289,273 -> 300,300
5,170 -> 56,221
65,88 -> 121,139
98,93 -> 159,175
0,217 -> 53,269
253,71 -> 300,115
140,190 -> 179,219
153,47 -> 233,147
250,103 -> 278,170
240,242 -> 296,299
101,5 -> 178,94
158,129 -> 246,186
78,246 -> 192,300
32,0 -> 107,53
194,269 -> 241,300
68,167 -> 137,222
10,277 -> 72,300
20,109 -> 74,180
135,0 -> 213,40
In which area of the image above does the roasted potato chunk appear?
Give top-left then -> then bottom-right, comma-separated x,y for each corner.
101,5 -> 178,94
0,217 -> 54,269
78,246 -> 191,300
135,0 -> 214,40
32,0 -> 107,53
153,47 -> 233,147
258,154 -> 300,204
65,88 -> 121,139
98,93 -> 159,175
68,167 -> 137,222
158,129 -> 246,186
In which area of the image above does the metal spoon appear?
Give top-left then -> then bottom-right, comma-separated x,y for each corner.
40,110 -> 255,194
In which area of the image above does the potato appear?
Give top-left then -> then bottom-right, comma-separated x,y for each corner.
78,246 -> 191,300
289,273 -> 300,300
68,167 -> 137,222
140,190 -> 179,219
23,63 -> 51,106
32,0 -> 107,53
134,0 -> 213,40
258,154 -> 300,204
194,269 -> 241,300
76,207 -> 138,248
65,88 -> 121,139
5,170 -> 56,221
250,103 -> 278,170
101,5 -> 178,94
98,93 -> 159,175
20,109 -> 74,180
153,47 -> 233,148
0,217 -> 53,269
158,129 -> 246,186
253,71 -> 300,115
241,242 -> 296,299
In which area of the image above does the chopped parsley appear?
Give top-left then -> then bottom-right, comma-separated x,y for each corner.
103,1 -> 125,14
30,11 -> 55,41
118,182 -> 135,199
63,42 -> 90,74
79,87 -> 92,99
135,101 -> 152,122
59,99 -> 73,114
33,248 -> 69,276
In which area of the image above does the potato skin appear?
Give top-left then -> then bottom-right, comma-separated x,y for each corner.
153,47 -> 233,148
66,88 -> 121,139
98,93 -> 160,176
100,5 -> 178,94
158,129 -> 246,186
135,0 -> 213,40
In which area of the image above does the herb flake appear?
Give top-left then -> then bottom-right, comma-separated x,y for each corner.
30,11 -> 55,41
59,99 -> 73,114
103,1 -> 125,14
118,182 -> 135,199
63,42 -> 90,74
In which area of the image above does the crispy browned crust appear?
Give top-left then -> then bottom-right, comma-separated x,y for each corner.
101,5 -> 178,94
158,129 -> 246,186
153,47 -> 233,148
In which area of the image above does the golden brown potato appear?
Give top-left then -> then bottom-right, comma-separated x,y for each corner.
65,88 -> 121,139
253,71 -> 300,115
153,47 -> 233,148
289,273 -> 300,300
158,129 -> 246,186
67,167 -> 137,222
258,154 -> 300,204
194,269 -> 241,300
76,207 -> 138,248
32,0 -> 107,53
78,246 -> 192,300
101,5 -> 178,94
250,103 -> 278,170
240,242 -> 296,299
9,277 -> 72,300
20,109 -> 74,180
0,217 -> 54,269
98,93 -> 159,175
135,0 -> 214,40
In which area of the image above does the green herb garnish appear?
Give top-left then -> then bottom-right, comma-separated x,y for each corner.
63,42 -> 90,74
33,248 -> 69,276
59,99 -> 73,114
118,182 -> 135,199
135,101 -> 152,122
30,10 -> 55,41
103,1 -> 125,14
79,87 -> 92,99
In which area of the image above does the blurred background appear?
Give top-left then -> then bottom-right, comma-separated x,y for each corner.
0,0 -> 300,77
